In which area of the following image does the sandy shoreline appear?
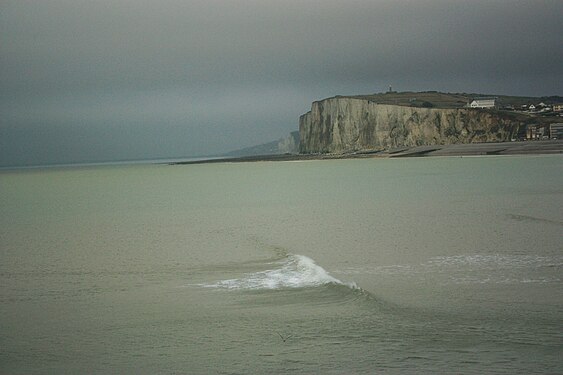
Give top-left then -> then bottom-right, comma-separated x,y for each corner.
171,140 -> 563,165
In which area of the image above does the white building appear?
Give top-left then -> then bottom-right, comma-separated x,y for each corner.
470,98 -> 496,108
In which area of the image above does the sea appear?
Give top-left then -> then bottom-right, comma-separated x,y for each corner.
1,155 -> 562,374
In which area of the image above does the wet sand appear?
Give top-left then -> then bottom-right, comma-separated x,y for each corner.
171,140 -> 563,165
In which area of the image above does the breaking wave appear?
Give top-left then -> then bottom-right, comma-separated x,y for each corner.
201,254 -> 357,290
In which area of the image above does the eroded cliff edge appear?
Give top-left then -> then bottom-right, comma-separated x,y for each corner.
299,97 -> 529,154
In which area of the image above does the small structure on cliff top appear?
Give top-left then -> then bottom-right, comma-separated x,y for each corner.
470,98 -> 496,108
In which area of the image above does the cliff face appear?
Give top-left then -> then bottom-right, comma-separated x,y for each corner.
299,97 -> 526,154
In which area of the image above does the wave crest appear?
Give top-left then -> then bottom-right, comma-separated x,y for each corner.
202,254 -> 354,290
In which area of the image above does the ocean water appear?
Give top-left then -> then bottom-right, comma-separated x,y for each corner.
1,156 -> 561,374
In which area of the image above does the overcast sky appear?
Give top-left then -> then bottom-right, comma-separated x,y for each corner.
1,0 -> 562,166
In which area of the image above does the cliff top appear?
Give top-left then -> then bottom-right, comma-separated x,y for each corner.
324,91 -> 562,109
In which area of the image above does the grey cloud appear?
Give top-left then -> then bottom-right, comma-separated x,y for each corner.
1,0 -> 562,166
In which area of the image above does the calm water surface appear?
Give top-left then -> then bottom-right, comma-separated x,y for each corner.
1,156 -> 562,374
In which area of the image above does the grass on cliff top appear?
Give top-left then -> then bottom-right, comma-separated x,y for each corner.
340,91 -> 562,109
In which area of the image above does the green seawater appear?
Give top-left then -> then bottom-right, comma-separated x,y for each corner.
1,156 -> 562,374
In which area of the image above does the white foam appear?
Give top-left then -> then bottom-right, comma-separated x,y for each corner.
332,254 -> 562,285
425,254 -> 563,269
202,254 -> 350,290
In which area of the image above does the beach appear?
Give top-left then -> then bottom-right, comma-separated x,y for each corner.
172,140 -> 563,165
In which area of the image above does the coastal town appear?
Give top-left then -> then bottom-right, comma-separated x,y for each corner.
468,97 -> 563,140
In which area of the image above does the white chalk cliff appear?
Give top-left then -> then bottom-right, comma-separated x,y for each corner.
299,97 -> 525,154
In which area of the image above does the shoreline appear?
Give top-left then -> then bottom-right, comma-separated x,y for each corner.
170,140 -> 563,165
